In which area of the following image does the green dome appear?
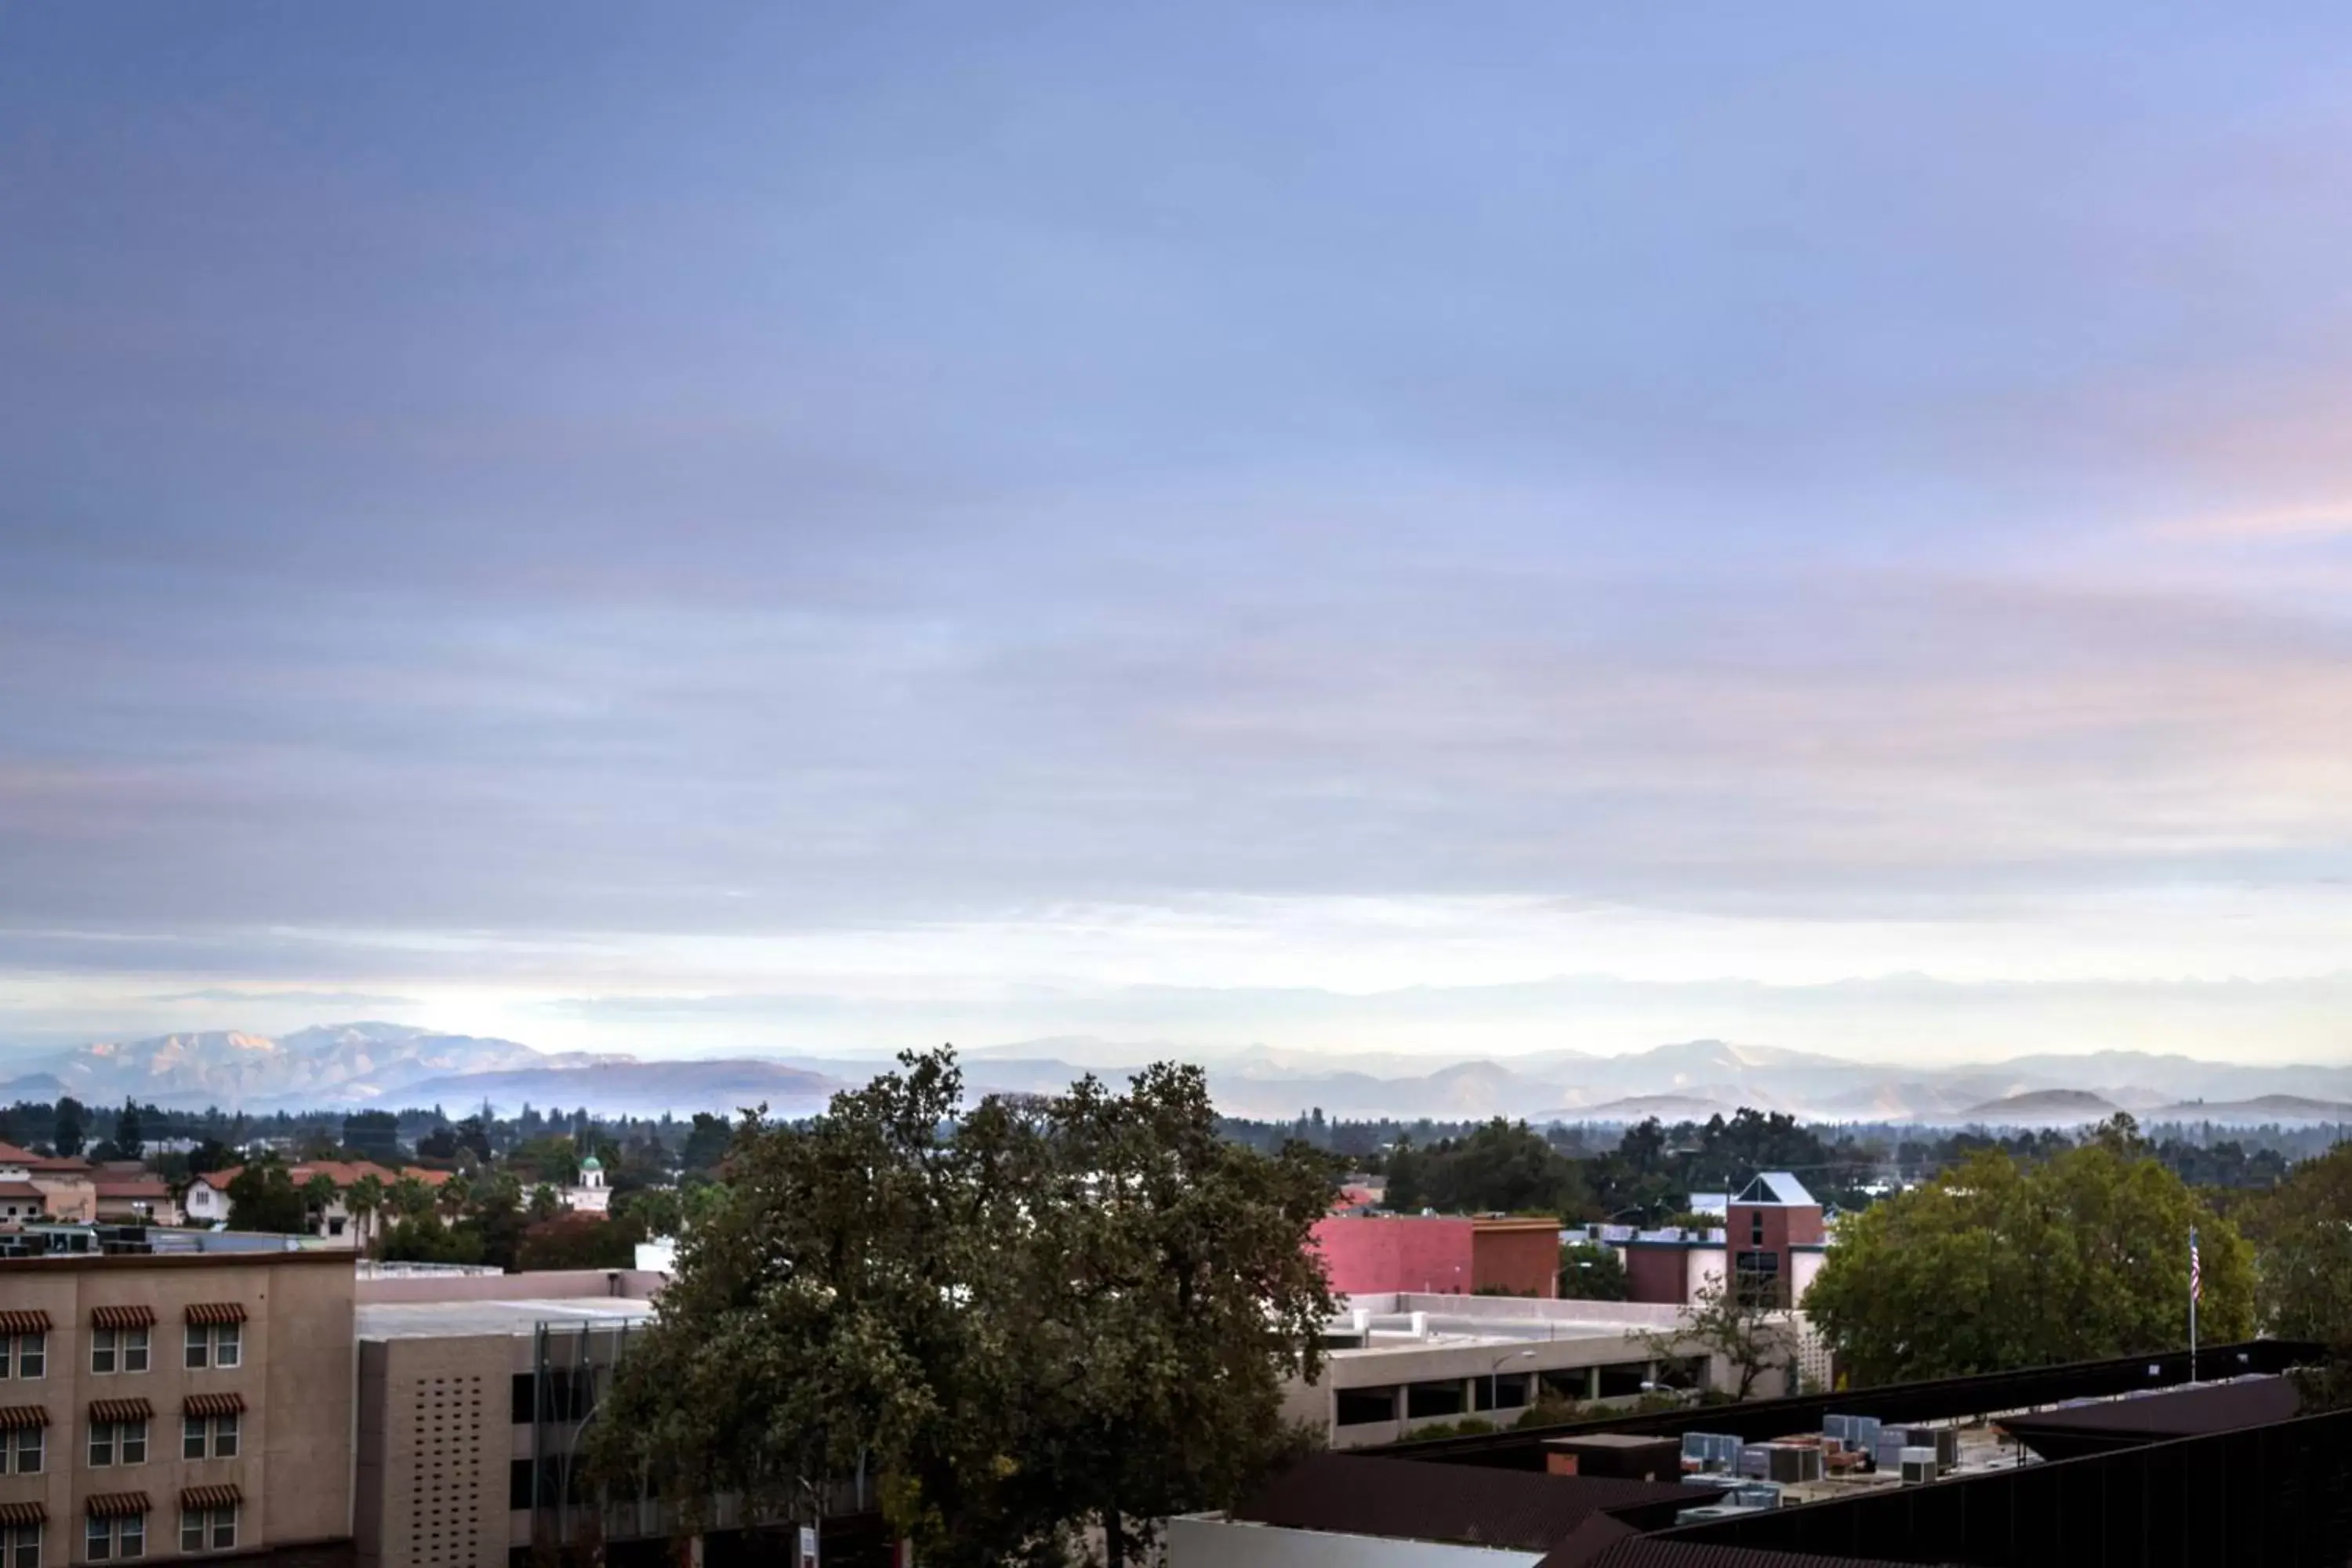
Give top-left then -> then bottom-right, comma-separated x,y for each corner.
578,1154 -> 602,1171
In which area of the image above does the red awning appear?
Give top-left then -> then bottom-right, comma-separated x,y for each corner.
89,1398 -> 153,1424
183,1302 -> 248,1327
178,1485 -> 242,1512
181,1392 -> 245,1418
91,1305 -> 158,1330
85,1494 -> 151,1519
0,1406 -> 49,1431
0,1310 -> 50,1335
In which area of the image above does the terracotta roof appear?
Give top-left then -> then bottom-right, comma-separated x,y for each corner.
182,1392 -> 245,1418
0,1181 -> 43,1200
183,1301 -> 247,1326
95,1178 -> 171,1200
201,1160 -> 452,1190
179,1484 -> 241,1512
0,1309 -> 50,1334
85,1493 -> 150,1519
91,1305 -> 157,1330
89,1398 -> 153,1424
0,1143 -> 32,1163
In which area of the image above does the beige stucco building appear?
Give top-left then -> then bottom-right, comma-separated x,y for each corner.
0,1250 -> 355,1566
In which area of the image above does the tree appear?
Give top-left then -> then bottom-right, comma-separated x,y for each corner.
589,1049 -> 1335,1568
2249,1143 -> 2352,1338
519,1214 -> 635,1271
1643,1276 -> 1784,1401
1805,1143 -> 2253,1387
347,1174 -> 387,1247
528,1183 -> 563,1224
225,1159 -> 309,1234
678,1112 -> 731,1174
301,1172 -> 343,1228
390,1174 -> 434,1221
1558,1241 -> 1629,1301
1385,1120 -> 1587,1216
114,1099 -> 145,1159
54,1097 -> 85,1159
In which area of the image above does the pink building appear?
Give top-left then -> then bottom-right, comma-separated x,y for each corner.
1311,1214 -> 1560,1298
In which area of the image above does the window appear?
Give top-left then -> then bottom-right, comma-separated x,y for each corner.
89,1515 -> 143,1561
510,1457 -> 535,1508
89,1418 -> 147,1467
12,1335 -> 41,1381
1334,1388 -> 1397,1426
8,1425 -> 42,1474
1751,1213 -> 1766,1246
182,1414 -> 235,1460
1733,1250 -> 1782,1308
183,1323 -> 238,1371
180,1509 -> 235,1554
3,1522 -> 38,1568
510,1373 -> 535,1423
92,1328 -> 149,1377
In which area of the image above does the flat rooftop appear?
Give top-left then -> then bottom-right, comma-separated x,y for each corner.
356,1297 -> 660,1340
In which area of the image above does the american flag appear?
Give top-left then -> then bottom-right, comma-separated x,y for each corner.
2190,1229 -> 2201,1305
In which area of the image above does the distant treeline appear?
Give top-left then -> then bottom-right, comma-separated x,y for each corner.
1216,1107 -> 2329,1222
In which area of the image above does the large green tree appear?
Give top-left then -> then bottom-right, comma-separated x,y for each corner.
2245,1144 -> 2352,1367
1386,1120 -> 1586,1216
225,1158 -> 310,1234
588,1049 -> 1336,1567
1805,1131 -> 2252,1386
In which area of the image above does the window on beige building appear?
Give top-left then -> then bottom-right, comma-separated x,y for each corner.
92,1328 -> 151,1375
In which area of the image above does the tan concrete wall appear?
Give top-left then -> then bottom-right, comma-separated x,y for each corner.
355,1333 -> 514,1568
355,1269 -> 665,1305
0,1251 -> 356,1559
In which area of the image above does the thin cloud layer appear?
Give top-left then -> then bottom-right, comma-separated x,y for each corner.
3,3 -> 2351,1053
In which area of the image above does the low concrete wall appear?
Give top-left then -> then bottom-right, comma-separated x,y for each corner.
355,1268 -> 666,1304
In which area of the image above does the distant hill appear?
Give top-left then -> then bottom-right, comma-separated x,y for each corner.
1958,1089 -> 2123,1125
24,1022 -> 615,1109
398,1058 -> 844,1117
2148,1094 -> 2352,1126
1537,1093 -> 1737,1123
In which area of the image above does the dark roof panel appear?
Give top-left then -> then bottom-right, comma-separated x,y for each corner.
1584,1543 -> 1945,1568
1232,1453 -> 1726,1551
1998,1375 -> 2300,1461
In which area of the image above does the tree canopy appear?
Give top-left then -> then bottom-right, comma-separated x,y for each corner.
2245,1143 -> 2352,1345
1804,1127 -> 2253,1385
589,1048 -> 1337,1567
1386,1120 -> 1586,1216
224,1157 -> 309,1234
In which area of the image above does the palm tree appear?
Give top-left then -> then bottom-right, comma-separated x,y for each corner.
437,1171 -> 474,1221
390,1174 -> 432,1222
300,1172 -> 342,1236
346,1174 -> 387,1250
528,1184 -> 561,1224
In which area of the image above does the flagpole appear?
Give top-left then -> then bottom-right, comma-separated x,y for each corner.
2188,1223 -> 2198,1385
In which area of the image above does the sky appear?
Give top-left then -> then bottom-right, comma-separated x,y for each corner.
4,2 -> 2352,1064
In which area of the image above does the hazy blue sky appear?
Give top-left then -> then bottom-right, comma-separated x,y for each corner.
5,2 -> 2351,1059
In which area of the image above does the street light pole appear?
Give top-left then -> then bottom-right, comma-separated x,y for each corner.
1490,1348 -> 1537,1417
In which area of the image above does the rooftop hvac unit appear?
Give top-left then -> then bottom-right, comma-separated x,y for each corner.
1759,1443 -> 1823,1484
1681,1432 -> 1743,1475
1874,1432 -> 1911,1472
1933,1428 -> 1961,1469
1898,1446 -> 1938,1486
1675,1504 -> 1760,1524
1737,1446 -> 1773,1479
1824,1414 -> 1855,1444
1725,1483 -> 1785,1511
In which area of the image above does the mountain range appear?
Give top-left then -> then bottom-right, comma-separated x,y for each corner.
9,1023 -> 2352,1127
